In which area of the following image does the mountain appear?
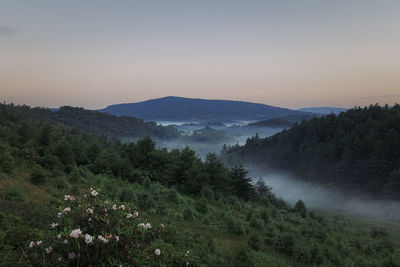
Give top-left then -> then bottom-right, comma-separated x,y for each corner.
13,105 -> 179,140
247,118 -> 294,128
298,107 -> 347,115
223,104 -> 400,199
99,96 -> 316,122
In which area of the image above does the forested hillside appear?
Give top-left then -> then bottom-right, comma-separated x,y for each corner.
0,103 -> 399,266
13,104 -> 179,140
99,96 -> 316,122
223,104 -> 400,199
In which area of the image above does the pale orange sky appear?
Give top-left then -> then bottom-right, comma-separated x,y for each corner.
1,1 -> 400,109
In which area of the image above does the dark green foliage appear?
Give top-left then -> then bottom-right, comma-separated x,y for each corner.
293,200 -> 307,218
0,149 -> 15,173
229,165 -> 255,201
195,199 -> 208,214
19,105 -> 179,140
248,233 -> 262,251
232,244 -> 253,267
143,177 -> 152,189
30,166 -> 47,185
224,104 -> 400,199
4,185 -> 25,202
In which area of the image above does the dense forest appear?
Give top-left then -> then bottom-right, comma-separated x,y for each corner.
13,104 -> 179,140
223,104 -> 400,199
0,103 -> 399,266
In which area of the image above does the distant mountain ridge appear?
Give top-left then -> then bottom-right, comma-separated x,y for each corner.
99,96 -> 316,122
298,107 -> 347,115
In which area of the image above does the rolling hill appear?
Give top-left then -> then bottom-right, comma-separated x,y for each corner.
99,96 -> 316,122
12,105 -> 179,140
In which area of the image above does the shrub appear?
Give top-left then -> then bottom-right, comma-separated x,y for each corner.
200,186 -> 214,200
225,215 -> 245,236
138,193 -> 156,209
232,244 -> 253,267
167,188 -> 180,203
248,233 -> 261,251
23,187 -> 191,266
54,176 -> 69,190
143,177 -> 152,189
120,189 -> 137,203
370,227 -> 389,239
249,217 -> 264,230
195,200 -> 208,214
0,150 -> 15,173
183,208 -> 195,221
293,200 -> 307,218
30,167 -> 47,185
4,185 -> 26,202
274,233 -> 295,256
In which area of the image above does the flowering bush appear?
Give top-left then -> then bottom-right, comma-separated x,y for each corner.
25,187 -> 192,266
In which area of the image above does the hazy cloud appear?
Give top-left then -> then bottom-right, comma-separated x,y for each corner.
0,25 -> 19,36
359,94 -> 400,99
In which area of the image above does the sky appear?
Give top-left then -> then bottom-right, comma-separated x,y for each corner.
1,0 -> 400,109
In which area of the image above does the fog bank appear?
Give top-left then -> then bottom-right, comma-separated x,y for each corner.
247,166 -> 400,222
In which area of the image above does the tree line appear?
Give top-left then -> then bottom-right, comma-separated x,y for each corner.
223,104 -> 400,199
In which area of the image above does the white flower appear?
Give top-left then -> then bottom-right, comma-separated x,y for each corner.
86,208 -> 94,214
63,207 -> 71,214
185,250 -> 190,257
58,257 -> 63,262
85,234 -> 93,244
50,222 -> 59,228
160,223 -> 165,228
68,252 -> 76,260
112,204 -> 117,210
29,241 -> 35,248
126,213 -> 133,219
45,247 -> 53,254
70,229 -> 82,239
133,211 -> 139,218
63,239 -> 68,244
115,235 -> 119,242
119,204 -> 125,210
57,234 -> 62,239
91,188 -> 98,196
57,212 -> 62,218
155,249 -> 161,256
64,195 -> 75,201
98,235 -> 109,244
138,222 -> 152,229
36,241 -> 43,246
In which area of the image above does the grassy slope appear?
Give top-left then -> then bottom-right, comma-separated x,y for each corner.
2,169 -> 400,266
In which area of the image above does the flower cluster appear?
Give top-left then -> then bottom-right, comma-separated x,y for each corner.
25,187 -> 190,266
29,241 -> 42,248
64,195 -> 75,201
70,229 -> 82,239
138,222 -> 152,229
90,187 -> 99,196
126,211 -> 138,219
